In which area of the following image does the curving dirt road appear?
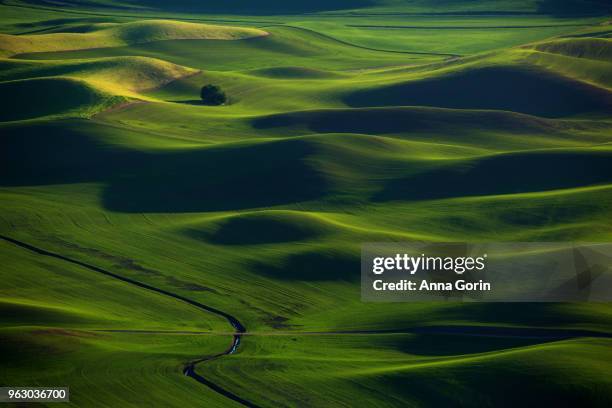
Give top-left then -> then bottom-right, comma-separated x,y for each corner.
0,234 -> 257,407
3,234 -> 611,407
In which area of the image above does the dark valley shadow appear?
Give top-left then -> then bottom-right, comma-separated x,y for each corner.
250,250 -> 360,281
252,106 -> 558,135
374,151 -> 612,202
388,333 -> 547,357
102,139 -> 328,212
185,213 -> 325,245
0,78 -> 111,122
536,0 -> 612,16
0,121 -> 141,186
343,66 -> 612,118
0,121 -> 329,212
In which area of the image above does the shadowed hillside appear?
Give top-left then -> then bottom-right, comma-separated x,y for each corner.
0,77 -> 125,121
374,150 -> 612,202
250,249 -> 360,281
0,121 -> 329,212
185,211 -> 331,245
344,66 -> 612,117
252,106 -> 561,135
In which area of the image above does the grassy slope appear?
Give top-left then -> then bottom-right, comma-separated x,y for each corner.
0,56 -> 197,90
202,335 -> 612,407
0,76 -> 127,121
523,36 -> 612,88
0,327 -> 234,406
0,19 -> 267,57
2,1 -> 612,407
291,16 -> 603,54
15,26 -> 444,70
0,240 -> 227,331
0,238 -> 233,406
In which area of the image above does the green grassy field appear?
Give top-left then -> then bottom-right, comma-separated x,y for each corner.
1,0 -> 612,406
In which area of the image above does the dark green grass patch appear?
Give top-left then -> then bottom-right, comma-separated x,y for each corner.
0,121 -> 329,212
201,334 -> 612,407
374,150 -> 612,202
344,65 -> 612,117
102,138 -> 330,212
252,106 -> 561,135
0,77 -> 124,121
246,66 -> 343,79
250,248 -> 360,282
185,211 -> 330,245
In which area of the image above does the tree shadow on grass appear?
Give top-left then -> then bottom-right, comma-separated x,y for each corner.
173,99 -> 206,106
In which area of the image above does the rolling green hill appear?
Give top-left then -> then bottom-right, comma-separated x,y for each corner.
343,65 -> 612,117
0,77 -> 126,121
1,1 -> 612,407
0,19 -> 267,57
0,56 -> 198,93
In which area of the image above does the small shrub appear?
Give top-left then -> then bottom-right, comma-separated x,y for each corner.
200,84 -> 227,106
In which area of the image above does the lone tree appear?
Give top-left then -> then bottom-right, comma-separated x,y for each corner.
200,84 -> 227,105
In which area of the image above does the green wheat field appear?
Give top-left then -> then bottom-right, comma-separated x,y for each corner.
1,0 -> 612,406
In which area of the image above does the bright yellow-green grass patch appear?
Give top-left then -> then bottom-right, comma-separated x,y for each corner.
0,56 -> 198,93
0,19 -> 268,57
519,38 -> 612,89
